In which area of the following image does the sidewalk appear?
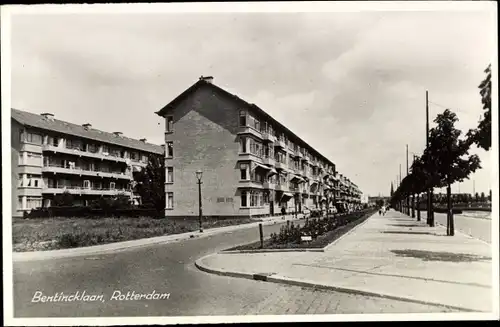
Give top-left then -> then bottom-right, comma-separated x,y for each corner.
196,210 -> 494,312
13,215 -> 300,262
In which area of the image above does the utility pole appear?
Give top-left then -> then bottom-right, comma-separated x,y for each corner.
399,163 -> 402,213
406,144 -> 410,215
426,90 -> 434,226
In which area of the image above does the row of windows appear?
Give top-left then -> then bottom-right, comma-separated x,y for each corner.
239,111 -> 324,164
240,190 -> 268,207
21,131 -> 151,162
18,196 -> 42,210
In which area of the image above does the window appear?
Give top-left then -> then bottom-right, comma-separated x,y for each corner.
88,143 -> 98,153
239,111 -> 247,126
102,145 -> 109,155
25,132 -> 42,144
241,191 -> 248,207
166,192 -> 174,209
110,182 -> 115,190
141,154 -> 148,163
130,151 -> 139,160
240,164 -> 248,180
166,116 -> 174,133
166,142 -> 174,158
83,180 -> 90,189
240,137 -> 247,153
167,167 -> 174,183
26,197 -> 42,209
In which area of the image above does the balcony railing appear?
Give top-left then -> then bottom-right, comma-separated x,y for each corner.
43,144 -> 129,164
42,164 -> 132,180
42,185 -> 131,196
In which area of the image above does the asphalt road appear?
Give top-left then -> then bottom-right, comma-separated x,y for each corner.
420,211 -> 492,243
13,219 -> 453,317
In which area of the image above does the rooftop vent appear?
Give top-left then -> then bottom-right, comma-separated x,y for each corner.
82,123 -> 92,130
113,132 -> 123,137
139,138 -> 147,143
199,75 -> 214,83
41,113 -> 54,121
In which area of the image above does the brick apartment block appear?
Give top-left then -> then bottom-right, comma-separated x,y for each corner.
11,109 -> 164,217
156,76 -> 362,218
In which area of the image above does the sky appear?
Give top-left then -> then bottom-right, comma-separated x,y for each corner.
7,3 -> 497,197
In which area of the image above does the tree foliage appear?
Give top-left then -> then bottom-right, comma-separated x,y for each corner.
467,64 -> 491,151
133,154 -> 165,213
390,109 -> 481,230
52,191 -> 75,207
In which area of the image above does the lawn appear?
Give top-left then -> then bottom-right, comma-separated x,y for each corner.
226,209 -> 377,251
12,216 -> 259,252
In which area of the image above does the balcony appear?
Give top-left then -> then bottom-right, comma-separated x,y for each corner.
275,183 -> 289,192
20,143 -> 42,153
18,187 -> 42,196
261,132 -> 276,143
274,138 -> 287,148
262,156 -> 275,166
238,152 -> 264,164
238,126 -> 263,140
263,181 -> 276,189
42,144 -> 129,164
238,180 -> 264,189
42,186 -> 132,196
274,161 -> 287,170
294,151 -> 303,159
18,165 -> 42,174
42,164 -> 132,180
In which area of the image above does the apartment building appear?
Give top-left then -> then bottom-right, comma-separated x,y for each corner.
11,108 -> 164,217
155,76 -> 363,218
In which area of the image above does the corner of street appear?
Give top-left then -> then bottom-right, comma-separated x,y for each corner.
196,210 -> 493,312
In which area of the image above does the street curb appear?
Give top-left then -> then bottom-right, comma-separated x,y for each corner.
194,254 -> 479,313
12,217 -> 291,262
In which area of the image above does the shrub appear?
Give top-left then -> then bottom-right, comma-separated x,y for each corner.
268,209 -> 373,246
52,191 -> 75,207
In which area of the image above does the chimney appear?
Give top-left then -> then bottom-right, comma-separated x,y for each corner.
82,123 -> 92,130
41,113 -> 54,121
199,75 -> 214,83
113,132 -> 123,137
140,138 -> 147,143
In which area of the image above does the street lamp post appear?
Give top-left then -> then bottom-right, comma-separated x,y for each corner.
195,170 -> 203,233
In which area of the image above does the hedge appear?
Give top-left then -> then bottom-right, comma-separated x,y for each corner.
25,206 -> 162,219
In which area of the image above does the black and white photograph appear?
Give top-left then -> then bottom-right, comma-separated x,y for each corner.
1,1 -> 498,325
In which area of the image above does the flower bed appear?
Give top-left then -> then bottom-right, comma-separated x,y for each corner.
226,208 -> 377,251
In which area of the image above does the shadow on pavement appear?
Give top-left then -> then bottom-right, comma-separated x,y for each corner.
388,224 -> 427,228
391,249 -> 491,262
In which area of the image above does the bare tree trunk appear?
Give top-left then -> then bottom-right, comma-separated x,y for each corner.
429,188 -> 435,227
411,194 -> 415,218
416,193 -> 421,221
447,182 -> 454,236
446,183 -> 451,236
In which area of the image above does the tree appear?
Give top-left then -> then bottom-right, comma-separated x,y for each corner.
134,154 -> 166,214
52,190 -> 74,207
480,192 -> 486,203
390,182 -> 394,197
488,189 -> 492,202
475,192 -> 480,202
427,109 -> 481,235
467,64 -> 491,151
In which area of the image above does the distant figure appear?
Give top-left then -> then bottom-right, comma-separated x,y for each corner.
382,205 -> 386,216
379,208 -> 382,215
281,206 -> 286,219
